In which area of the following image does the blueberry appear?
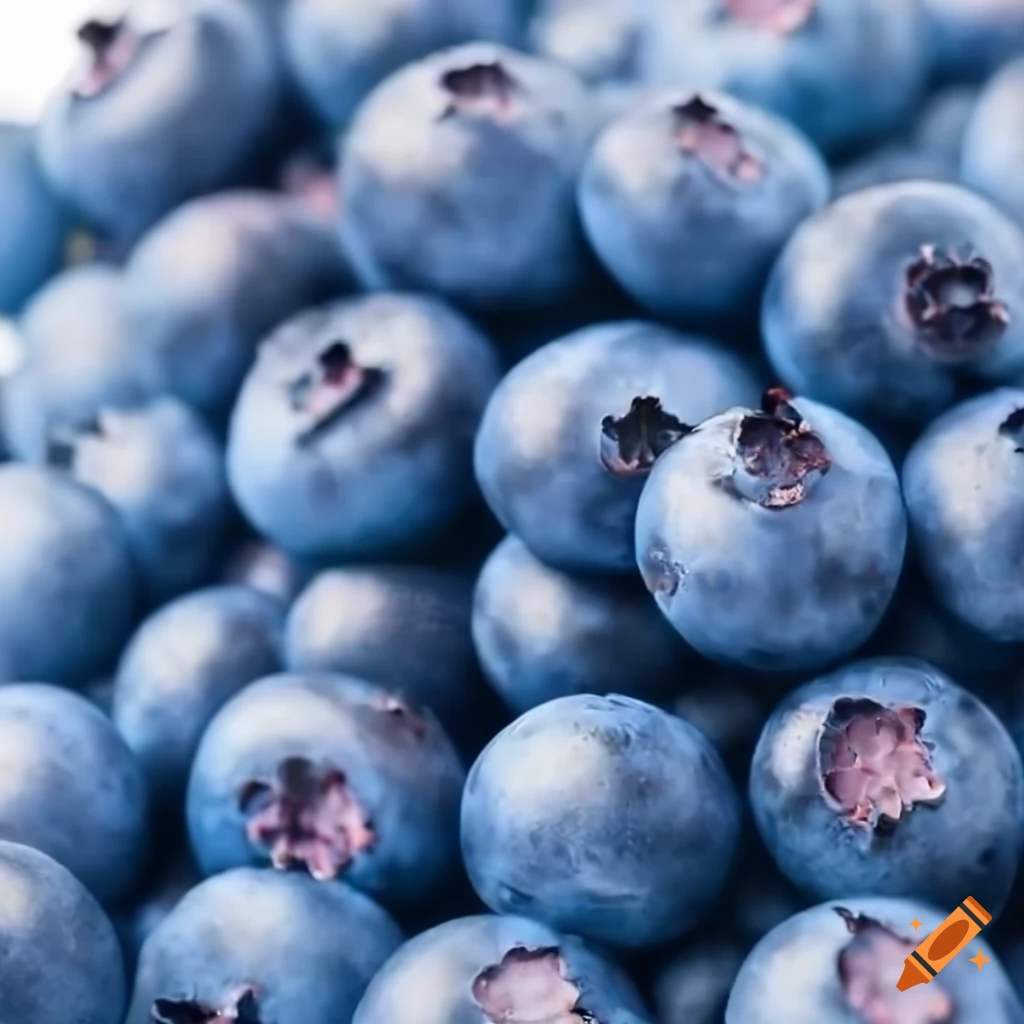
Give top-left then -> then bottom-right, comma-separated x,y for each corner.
763,182 -> 1024,428
578,90 -> 829,323
284,0 -> 525,129
635,392 -> 906,672
474,320 -> 760,574
114,585 -> 285,812
472,535 -> 693,715
461,694 -> 740,948
922,0 -> 1024,84
726,897 -> 1024,1024
914,86 -> 979,165
126,867 -> 403,1024
639,0 -> 928,153
45,398 -> 232,605
124,191 -> 350,424
962,59 -> 1024,229
227,293 -> 500,560
219,538 -> 314,604
903,387 -> 1024,642
187,671 -> 466,910
0,464 -> 136,685
339,44 -> 600,311
285,566 -> 492,751
0,123 -> 66,314
353,914 -> 651,1024
654,944 -> 745,1024
0,841 -> 126,1024
750,658 -> 1024,914
3,264 -> 150,462
38,0 -> 281,240
0,684 -> 149,904
833,146 -> 958,199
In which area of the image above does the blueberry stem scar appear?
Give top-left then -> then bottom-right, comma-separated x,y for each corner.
673,96 -> 764,187
600,396 -> 691,477
472,947 -> 597,1024
74,20 -> 141,99
151,987 -> 264,1024
440,62 -> 518,120
720,0 -> 817,34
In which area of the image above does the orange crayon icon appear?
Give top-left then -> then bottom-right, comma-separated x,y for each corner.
897,897 -> 992,991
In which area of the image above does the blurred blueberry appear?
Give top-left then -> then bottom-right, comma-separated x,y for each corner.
903,388 -> 1024,642
639,0 -> 928,154
114,585 -> 285,812
0,123 -> 67,315
461,694 -> 741,948
472,535 -> 693,715
2,265 -> 150,463
727,897 -> 1024,1024
124,191 -> 350,424
126,867 -> 403,1024
833,146 -> 957,199
654,944 -> 745,1024
0,684 -> 149,904
219,537 -> 314,604
284,0 -> 526,129
962,59 -> 1024,228
923,0 -> 1024,83
635,393 -> 906,673
340,44 -> 600,312
354,914 -> 651,1024
474,320 -> 761,574
763,182 -> 1024,428
914,86 -> 979,164
38,0 -> 282,240
579,90 -> 829,323
0,841 -> 126,1024
0,464 -> 136,685
285,566 -> 495,751
187,671 -> 466,910
227,293 -> 500,561
45,398 -> 232,605
750,658 -> 1024,914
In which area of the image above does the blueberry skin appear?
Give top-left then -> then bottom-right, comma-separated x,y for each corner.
124,191 -> 350,423
962,59 -> 1024,229
903,388 -> 1024,642
48,398 -> 233,605
114,585 -> 285,811
578,89 -> 829,322
915,86 -> 978,165
285,566 -> 488,749
653,944 -> 744,1024
0,464 -> 136,685
639,0 -> 927,154
727,896 -> 1024,1024
284,0 -> 524,129
474,321 -> 761,574
227,293 -> 500,560
0,841 -> 126,1024
219,537 -> 314,605
635,397 -> 906,673
187,671 -> 466,909
923,0 -> 1024,83
472,535 -> 693,715
750,658 -> 1024,914
0,684 -> 149,904
354,914 -> 651,1024
0,124 -> 66,314
833,146 -> 957,199
763,182 -> 1024,428
461,694 -> 741,948
2,265 -> 150,462
38,0 -> 281,241
126,868 -> 403,1024
340,43 -> 600,312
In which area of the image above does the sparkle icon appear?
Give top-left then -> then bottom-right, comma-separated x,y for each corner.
909,918 -> 923,931
969,950 -> 991,972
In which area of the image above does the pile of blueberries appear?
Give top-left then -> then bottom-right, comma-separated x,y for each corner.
8,0 -> 1024,1021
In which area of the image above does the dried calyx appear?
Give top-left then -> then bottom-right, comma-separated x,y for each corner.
473,947 -> 597,1024
999,407 -> 1024,451
151,989 -> 263,1024
835,909 -> 954,1024
673,96 -> 764,187
289,341 -> 384,446
44,411 -> 114,470
75,20 -> 142,99
720,0 -> 817,34
727,387 -> 831,508
818,698 -> 946,834
600,396 -> 691,477
239,756 -> 375,881
905,245 -> 1010,360
440,62 -> 518,120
